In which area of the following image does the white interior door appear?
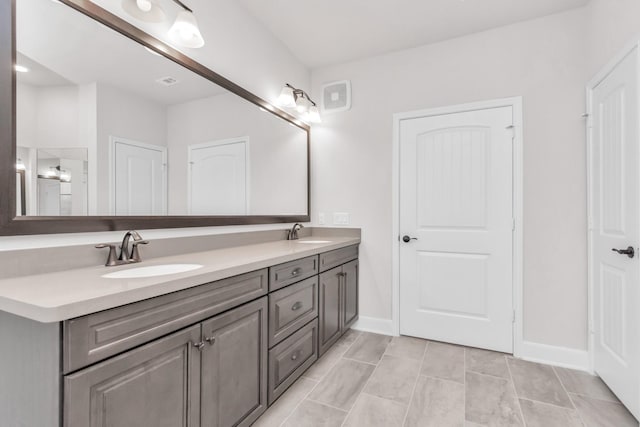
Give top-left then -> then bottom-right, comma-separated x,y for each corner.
590,47 -> 640,419
112,138 -> 167,216
399,106 -> 514,353
188,138 -> 248,215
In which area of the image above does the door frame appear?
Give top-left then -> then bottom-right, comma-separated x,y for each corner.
586,39 -> 640,374
108,136 -> 168,215
391,96 -> 524,357
187,136 -> 251,215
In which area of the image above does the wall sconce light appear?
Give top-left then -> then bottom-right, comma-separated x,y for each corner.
15,159 -> 26,171
122,0 -> 205,48
277,83 -> 322,124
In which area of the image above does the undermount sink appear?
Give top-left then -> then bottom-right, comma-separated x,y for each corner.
102,264 -> 204,279
294,240 -> 331,244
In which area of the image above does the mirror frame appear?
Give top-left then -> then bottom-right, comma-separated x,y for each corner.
0,0 -> 311,235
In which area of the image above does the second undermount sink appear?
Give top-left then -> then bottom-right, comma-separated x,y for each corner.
294,240 -> 331,244
102,264 -> 204,279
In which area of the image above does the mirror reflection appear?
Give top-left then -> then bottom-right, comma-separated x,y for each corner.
15,0 -> 308,217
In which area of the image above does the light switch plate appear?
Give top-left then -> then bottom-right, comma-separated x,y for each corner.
318,212 -> 325,225
333,212 -> 350,226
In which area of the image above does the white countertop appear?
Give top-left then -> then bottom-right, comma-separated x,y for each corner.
0,236 -> 360,323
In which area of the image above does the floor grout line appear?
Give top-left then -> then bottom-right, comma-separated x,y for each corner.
338,333 -> 393,426
551,365 -> 578,411
401,340 -> 429,427
504,354 -> 528,426
463,347 -> 467,425
277,330 -> 363,427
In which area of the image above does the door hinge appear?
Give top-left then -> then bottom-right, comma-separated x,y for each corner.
506,125 -> 515,139
512,310 -> 516,323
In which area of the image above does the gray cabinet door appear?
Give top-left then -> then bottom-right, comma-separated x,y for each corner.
200,297 -> 268,427
64,325 -> 201,427
342,260 -> 359,331
319,266 -> 342,356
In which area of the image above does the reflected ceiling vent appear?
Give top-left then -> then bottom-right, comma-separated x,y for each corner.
155,76 -> 179,86
321,80 -> 351,114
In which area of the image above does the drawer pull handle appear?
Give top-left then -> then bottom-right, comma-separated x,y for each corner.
291,350 -> 301,361
193,341 -> 206,350
205,336 -> 216,346
291,302 -> 303,311
291,268 -> 302,276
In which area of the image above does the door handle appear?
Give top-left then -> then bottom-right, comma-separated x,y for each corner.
402,235 -> 418,243
612,246 -> 635,258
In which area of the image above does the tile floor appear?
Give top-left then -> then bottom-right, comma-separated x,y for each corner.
253,330 -> 638,427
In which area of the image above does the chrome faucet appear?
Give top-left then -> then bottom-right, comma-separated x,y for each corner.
287,223 -> 304,240
96,230 -> 149,266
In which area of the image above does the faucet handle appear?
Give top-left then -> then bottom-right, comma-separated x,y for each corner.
96,244 -> 118,266
130,240 -> 149,263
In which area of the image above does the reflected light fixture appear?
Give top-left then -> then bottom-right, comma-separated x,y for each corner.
121,0 -> 166,23
168,5 -> 205,49
276,83 -> 322,124
14,64 -> 29,73
122,0 -> 205,48
15,159 -> 26,171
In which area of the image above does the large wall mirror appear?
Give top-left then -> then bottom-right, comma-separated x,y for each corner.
0,0 -> 310,235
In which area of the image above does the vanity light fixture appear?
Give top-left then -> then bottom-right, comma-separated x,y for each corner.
14,64 -> 29,73
122,0 -> 205,48
168,2 -> 205,49
277,83 -> 322,124
15,159 -> 26,171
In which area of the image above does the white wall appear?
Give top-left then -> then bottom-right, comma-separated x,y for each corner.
587,0 -> 640,75
166,92 -> 307,216
310,8 -> 590,350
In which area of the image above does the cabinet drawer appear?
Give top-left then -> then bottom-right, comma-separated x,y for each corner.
64,269 -> 268,373
319,245 -> 358,272
268,319 -> 318,404
269,255 -> 319,291
269,276 -> 318,347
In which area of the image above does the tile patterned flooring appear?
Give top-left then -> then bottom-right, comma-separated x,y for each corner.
253,331 -> 638,427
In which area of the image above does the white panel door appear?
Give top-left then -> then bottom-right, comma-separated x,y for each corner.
112,139 -> 167,216
590,48 -> 640,419
399,107 -> 514,352
189,139 -> 248,215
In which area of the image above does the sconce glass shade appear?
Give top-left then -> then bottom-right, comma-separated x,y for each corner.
306,105 -> 322,124
277,86 -> 297,108
295,95 -> 311,114
15,159 -> 26,171
169,10 -> 205,49
121,0 -> 166,23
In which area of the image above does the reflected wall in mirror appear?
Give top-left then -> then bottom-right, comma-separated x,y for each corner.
14,0 -> 308,218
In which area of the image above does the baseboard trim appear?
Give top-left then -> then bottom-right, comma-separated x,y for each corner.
519,340 -> 590,372
352,316 -> 395,336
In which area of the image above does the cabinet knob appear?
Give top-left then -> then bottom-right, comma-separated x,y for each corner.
291,350 -> 301,361
192,341 -> 205,350
291,301 -> 303,311
291,267 -> 302,277
205,336 -> 216,346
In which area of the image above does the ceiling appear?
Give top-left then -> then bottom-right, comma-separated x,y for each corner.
238,0 -> 590,68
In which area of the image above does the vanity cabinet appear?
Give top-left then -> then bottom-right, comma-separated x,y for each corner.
0,242 -> 359,427
319,255 -> 359,356
65,297 -> 267,427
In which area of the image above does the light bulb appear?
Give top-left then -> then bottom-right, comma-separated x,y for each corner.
136,0 -> 152,12
169,10 -> 205,48
306,105 -> 322,123
295,96 -> 311,114
277,86 -> 296,108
